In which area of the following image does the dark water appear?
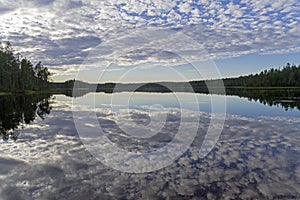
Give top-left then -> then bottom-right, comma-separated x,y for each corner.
0,91 -> 299,199
0,94 -> 52,142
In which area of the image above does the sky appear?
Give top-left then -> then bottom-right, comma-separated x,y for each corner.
0,0 -> 299,83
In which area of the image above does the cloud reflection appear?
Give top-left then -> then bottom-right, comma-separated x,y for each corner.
0,98 -> 299,199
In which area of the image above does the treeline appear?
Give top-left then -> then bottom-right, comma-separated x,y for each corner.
0,42 -> 51,92
51,79 -> 94,97
53,62 -> 300,97
223,63 -> 300,87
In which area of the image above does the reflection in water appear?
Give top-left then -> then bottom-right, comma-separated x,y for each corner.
1,101 -> 299,199
0,92 -> 299,199
225,88 -> 300,111
0,94 -> 52,141
71,87 -> 300,112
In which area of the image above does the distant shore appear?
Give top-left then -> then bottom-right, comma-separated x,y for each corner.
1,85 -> 300,97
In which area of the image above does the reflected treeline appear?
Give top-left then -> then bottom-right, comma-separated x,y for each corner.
69,84 -> 300,112
61,89 -> 91,98
52,78 -> 300,113
225,88 -> 300,111
0,94 -> 52,142
52,79 -> 300,112
51,80 -> 93,97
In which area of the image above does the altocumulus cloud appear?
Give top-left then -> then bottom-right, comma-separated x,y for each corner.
0,0 -> 299,79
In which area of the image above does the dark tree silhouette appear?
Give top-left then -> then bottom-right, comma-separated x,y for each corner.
0,41 -> 51,92
221,63 -> 300,87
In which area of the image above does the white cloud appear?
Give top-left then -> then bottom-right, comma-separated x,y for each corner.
0,0 -> 299,80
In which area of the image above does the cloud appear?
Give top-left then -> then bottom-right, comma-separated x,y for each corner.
0,5 -> 13,14
0,0 -> 299,80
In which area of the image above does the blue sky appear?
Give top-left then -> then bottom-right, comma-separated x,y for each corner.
0,0 -> 299,82
215,52 -> 300,78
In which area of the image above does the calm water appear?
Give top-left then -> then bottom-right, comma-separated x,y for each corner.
0,92 -> 299,199
61,92 -> 300,117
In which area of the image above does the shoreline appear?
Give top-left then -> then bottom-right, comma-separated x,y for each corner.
1,86 -> 300,96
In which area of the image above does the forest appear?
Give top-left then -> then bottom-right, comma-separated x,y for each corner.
0,42 -> 51,92
1,41 -> 299,94
222,63 -> 300,87
57,63 -> 300,95
189,63 -> 300,89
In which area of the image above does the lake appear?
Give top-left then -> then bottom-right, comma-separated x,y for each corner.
0,91 -> 300,199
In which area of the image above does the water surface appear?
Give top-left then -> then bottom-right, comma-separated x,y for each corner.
0,92 -> 299,199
